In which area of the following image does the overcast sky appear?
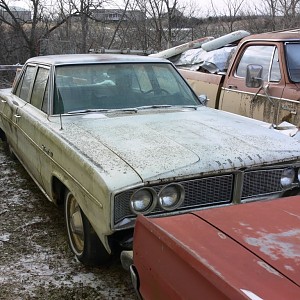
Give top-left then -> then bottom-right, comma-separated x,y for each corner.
107,0 -> 263,16
13,0 -> 263,16
202,0 -> 263,15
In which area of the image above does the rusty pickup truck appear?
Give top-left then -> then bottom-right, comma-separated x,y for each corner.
179,29 -> 300,128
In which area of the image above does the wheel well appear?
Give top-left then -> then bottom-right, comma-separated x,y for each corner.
52,176 -> 67,206
0,128 -> 6,141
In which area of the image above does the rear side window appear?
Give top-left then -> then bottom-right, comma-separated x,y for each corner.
15,65 -> 36,101
236,45 -> 281,82
285,43 -> 300,82
30,67 -> 49,111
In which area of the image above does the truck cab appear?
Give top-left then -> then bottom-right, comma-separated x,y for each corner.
220,30 -> 300,126
180,29 -> 300,127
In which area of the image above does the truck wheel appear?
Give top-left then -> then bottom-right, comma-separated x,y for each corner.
64,190 -> 110,266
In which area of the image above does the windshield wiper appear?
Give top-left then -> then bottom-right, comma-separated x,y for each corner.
134,105 -> 172,110
66,105 -> 199,114
66,108 -> 109,114
179,105 -> 199,110
66,108 -> 138,114
134,105 -> 199,110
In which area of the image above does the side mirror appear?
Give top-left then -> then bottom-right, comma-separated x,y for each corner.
245,64 -> 263,88
198,94 -> 208,106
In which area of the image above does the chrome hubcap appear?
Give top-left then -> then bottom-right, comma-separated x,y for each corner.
68,194 -> 84,254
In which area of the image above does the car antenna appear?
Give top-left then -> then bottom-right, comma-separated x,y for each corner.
59,111 -> 63,130
56,87 -> 64,130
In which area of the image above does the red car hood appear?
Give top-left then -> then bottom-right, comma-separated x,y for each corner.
137,196 -> 300,299
192,196 -> 300,287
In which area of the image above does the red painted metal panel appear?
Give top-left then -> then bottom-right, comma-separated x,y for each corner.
193,196 -> 300,286
133,196 -> 300,300
134,214 -> 236,300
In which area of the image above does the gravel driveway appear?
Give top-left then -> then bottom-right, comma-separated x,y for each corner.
0,141 -> 136,300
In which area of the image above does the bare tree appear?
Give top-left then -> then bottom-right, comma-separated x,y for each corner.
262,0 -> 278,31
209,0 -> 246,33
0,0 -> 81,61
107,0 -> 130,48
60,0 -> 107,53
0,0 -> 76,60
277,0 -> 300,27
250,0 -> 300,31
126,0 -> 198,50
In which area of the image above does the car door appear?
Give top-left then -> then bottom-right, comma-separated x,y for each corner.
8,64 -> 50,190
0,65 -> 35,151
277,42 -> 300,126
219,43 -> 285,125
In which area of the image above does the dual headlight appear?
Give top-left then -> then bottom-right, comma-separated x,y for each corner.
280,168 -> 300,188
130,168 -> 298,215
130,184 -> 185,215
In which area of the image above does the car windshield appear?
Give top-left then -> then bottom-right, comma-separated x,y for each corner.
53,62 -> 199,114
285,43 -> 300,82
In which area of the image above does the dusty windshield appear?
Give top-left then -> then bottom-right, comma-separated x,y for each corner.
285,43 -> 300,82
53,63 -> 199,114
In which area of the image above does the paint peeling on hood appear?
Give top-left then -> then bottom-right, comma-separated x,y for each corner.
245,229 -> 300,261
194,196 -> 300,287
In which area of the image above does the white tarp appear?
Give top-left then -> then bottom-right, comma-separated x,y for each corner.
173,46 -> 236,73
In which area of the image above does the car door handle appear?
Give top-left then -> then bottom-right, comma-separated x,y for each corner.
14,114 -> 21,118
1,100 -> 6,103
228,85 -> 237,89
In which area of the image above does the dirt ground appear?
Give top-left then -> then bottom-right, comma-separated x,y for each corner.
0,141 -> 137,300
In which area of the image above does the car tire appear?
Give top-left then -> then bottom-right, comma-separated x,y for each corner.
4,141 -> 17,160
64,190 -> 110,266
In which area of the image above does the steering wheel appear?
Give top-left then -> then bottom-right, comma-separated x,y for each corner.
144,88 -> 170,95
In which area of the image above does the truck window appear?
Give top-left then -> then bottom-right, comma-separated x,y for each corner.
30,67 -> 49,111
285,43 -> 300,82
269,47 -> 281,81
15,65 -> 36,102
236,45 -> 281,82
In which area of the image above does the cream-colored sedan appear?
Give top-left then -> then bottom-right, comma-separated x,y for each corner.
0,54 -> 300,266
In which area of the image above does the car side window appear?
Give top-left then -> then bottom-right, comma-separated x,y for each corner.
41,80 -> 49,113
30,67 -> 49,111
236,45 -> 281,82
15,65 -> 36,101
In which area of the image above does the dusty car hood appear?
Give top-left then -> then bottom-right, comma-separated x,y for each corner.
58,107 -> 300,182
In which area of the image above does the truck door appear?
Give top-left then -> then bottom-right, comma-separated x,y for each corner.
278,42 -> 300,126
219,44 -> 285,125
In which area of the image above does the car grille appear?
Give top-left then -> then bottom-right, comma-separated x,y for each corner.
114,168 -> 286,225
242,169 -> 283,199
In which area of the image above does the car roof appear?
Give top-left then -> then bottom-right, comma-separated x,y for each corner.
241,28 -> 300,43
26,54 -> 169,66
